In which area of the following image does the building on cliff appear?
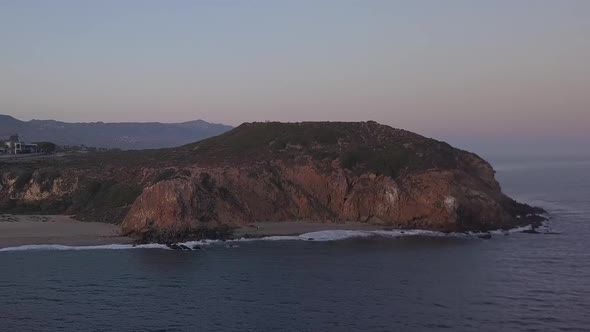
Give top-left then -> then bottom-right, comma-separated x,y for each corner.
1,134 -> 39,155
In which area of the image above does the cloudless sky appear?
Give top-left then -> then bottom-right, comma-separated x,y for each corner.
1,0 -> 588,155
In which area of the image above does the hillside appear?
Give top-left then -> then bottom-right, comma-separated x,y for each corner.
0,114 -> 232,149
0,121 -> 545,242
181,121 -> 465,171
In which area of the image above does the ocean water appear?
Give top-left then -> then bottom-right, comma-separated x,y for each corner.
1,157 -> 589,332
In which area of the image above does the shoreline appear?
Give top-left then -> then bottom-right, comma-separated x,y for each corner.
232,221 -> 391,238
0,214 -> 133,248
0,215 -> 391,248
0,214 -> 548,250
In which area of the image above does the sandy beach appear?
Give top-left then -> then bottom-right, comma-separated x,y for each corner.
0,215 -> 389,248
0,214 -> 133,248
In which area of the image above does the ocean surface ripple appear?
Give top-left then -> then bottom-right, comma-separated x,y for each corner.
0,157 -> 588,331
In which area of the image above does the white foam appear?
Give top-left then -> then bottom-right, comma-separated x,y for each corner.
0,223 -> 553,252
239,229 -> 463,242
489,225 -> 532,235
0,243 -> 169,252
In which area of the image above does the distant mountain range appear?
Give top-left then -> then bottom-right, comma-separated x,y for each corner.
0,114 -> 233,149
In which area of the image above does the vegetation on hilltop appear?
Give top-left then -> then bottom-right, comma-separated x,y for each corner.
183,121 -> 462,178
0,121 -> 507,227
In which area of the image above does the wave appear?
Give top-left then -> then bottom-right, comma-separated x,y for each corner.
0,224 -> 548,253
0,243 -> 169,253
178,229 -> 451,247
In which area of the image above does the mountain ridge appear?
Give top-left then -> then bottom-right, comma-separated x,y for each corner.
0,114 -> 233,149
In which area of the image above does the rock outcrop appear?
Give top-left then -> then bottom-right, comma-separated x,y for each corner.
0,121 -> 544,242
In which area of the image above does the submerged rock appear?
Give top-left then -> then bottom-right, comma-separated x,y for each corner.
166,244 -> 199,251
166,244 -> 182,250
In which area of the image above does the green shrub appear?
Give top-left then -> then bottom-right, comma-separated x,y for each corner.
95,183 -> 143,208
39,170 -> 61,192
340,146 -> 411,177
33,142 -> 57,154
155,168 -> 176,183
73,180 -> 142,209
178,169 -> 192,178
13,171 -> 34,190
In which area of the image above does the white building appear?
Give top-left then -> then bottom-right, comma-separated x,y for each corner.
1,134 -> 38,154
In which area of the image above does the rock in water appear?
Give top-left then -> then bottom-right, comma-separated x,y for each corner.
522,229 -> 541,234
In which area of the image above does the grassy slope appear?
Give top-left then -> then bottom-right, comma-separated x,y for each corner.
0,121 -> 497,223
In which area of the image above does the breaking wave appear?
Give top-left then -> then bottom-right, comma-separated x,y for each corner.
0,243 -> 169,252
0,224 -> 549,253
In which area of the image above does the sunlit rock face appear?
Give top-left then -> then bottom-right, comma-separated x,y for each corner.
1,121 -> 544,242
120,121 -> 543,241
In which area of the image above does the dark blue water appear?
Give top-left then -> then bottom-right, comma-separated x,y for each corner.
1,157 -> 589,331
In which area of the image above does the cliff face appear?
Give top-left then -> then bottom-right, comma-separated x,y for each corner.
0,165 -> 146,223
120,160 -> 533,242
0,121 -> 543,242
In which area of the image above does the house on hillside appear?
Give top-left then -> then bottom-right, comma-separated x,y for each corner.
1,134 -> 39,154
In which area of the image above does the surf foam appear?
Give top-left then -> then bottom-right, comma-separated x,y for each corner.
0,243 -> 169,252
0,223 -> 554,252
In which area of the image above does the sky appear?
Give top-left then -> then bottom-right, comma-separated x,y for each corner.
0,0 -> 588,156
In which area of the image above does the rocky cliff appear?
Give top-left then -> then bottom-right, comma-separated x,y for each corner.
0,121 -> 544,242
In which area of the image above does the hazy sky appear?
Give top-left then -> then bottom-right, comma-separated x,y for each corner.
1,0 -> 588,155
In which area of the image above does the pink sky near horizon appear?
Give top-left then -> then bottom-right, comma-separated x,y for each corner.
1,1 -> 588,154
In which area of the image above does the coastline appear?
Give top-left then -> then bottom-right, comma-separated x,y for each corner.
232,221 -> 390,238
0,214 -> 547,250
0,215 -> 391,249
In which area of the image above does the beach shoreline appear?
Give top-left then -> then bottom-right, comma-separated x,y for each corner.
0,215 -> 392,248
0,213 -> 546,250
0,214 -> 133,248
232,221 -> 390,238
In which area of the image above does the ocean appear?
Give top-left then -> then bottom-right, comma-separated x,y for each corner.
1,156 -> 589,331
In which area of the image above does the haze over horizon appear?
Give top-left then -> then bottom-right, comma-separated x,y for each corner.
1,0 -> 588,155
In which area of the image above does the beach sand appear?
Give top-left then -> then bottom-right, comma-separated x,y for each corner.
0,215 -> 388,248
0,214 -> 133,248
